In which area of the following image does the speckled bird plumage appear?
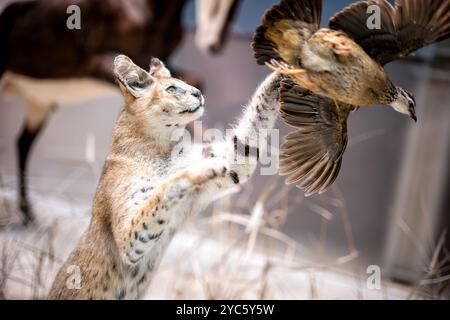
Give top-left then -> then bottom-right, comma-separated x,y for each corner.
252,0 -> 450,196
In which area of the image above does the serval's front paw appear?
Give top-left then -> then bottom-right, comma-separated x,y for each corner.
206,158 -> 229,179
189,158 -> 229,185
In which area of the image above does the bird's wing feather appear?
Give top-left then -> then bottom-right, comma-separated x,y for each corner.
252,0 -> 322,67
329,0 -> 450,66
279,78 -> 352,196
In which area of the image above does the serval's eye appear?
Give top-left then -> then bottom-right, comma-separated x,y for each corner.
166,86 -> 184,94
166,86 -> 176,94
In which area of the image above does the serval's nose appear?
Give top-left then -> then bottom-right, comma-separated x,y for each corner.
191,90 -> 201,98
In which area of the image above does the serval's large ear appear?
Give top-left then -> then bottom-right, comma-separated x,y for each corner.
149,57 -> 171,78
114,55 -> 154,100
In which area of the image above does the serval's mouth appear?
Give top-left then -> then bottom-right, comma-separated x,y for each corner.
179,103 -> 203,114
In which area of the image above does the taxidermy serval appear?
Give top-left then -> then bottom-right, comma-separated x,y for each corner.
48,55 -> 282,299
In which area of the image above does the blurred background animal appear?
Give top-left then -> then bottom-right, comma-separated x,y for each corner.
0,0 -> 241,226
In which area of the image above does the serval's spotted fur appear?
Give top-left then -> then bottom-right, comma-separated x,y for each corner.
49,55 -> 282,299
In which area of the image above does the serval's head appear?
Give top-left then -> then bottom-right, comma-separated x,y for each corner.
114,55 -> 205,126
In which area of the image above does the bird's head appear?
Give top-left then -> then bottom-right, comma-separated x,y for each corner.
391,87 -> 417,122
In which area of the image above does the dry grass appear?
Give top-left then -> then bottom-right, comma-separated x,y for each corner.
0,167 -> 447,299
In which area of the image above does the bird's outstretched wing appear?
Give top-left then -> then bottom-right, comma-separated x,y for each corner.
252,0 -> 322,67
279,79 -> 353,196
329,0 -> 450,66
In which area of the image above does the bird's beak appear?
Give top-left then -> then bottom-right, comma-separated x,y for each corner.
410,108 -> 417,123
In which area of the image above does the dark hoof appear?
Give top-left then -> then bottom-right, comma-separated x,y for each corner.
19,200 -> 35,226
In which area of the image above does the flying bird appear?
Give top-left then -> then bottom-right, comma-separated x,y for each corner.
252,0 -> 450,196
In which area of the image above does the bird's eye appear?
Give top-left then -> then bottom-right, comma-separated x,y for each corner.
166,86 -> 184,94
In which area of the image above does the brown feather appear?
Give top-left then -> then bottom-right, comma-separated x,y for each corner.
252,0 -> 323,66
329,0 -> 450,65
278,79 -> 352,196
